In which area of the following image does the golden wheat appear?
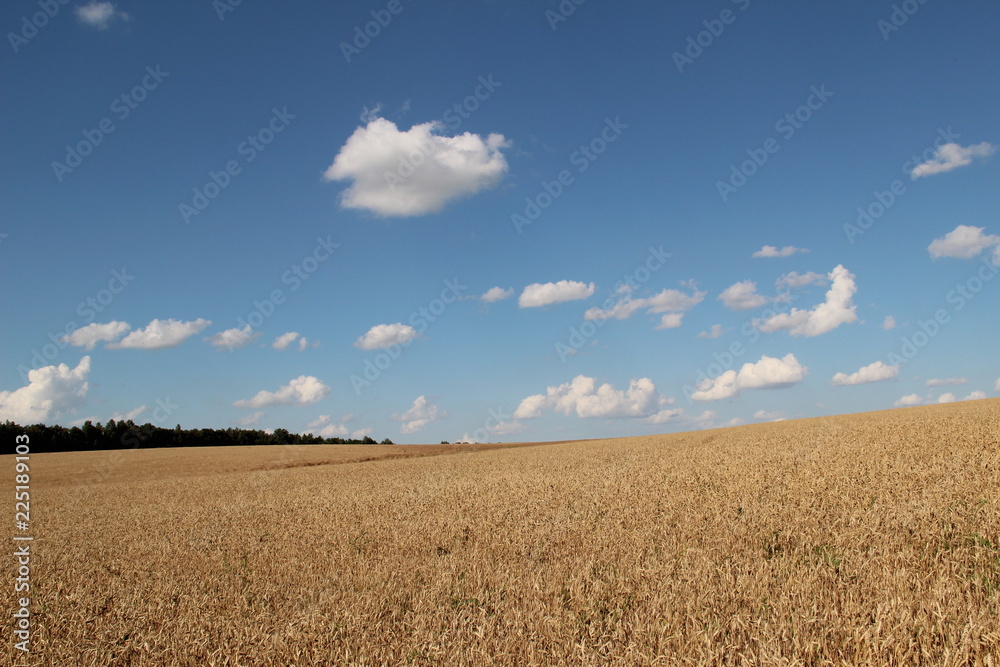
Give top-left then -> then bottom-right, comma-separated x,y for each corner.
4,399 -> 999,665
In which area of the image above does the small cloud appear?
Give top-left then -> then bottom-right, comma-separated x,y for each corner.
585,284 -> 705,328
206,325 -> 259,350
831,361 -> 899,386
108,318 -> 211,350
753,409 -> 786,421
882,315 -> 896,331
305,415 -> 350,438
995,378 -> 1000,393
752,245 -> 808,258
718,280 -> 768,311
937,392 -> 956,404
775,271 -> 827,290
324,118 -> 509,217
519,280 -> 595,308
354,323 -> 417,350
480,286 -> 514,303
963,390 -> 987,401
925,377 -> 966,388
62,321 -> 131,350
273,332 -> 301,350
75,1 -> 129,29
515,375 -> 671,420
910,142 -> 996,178
392,396 -> 446,434
233,376 -> 330,409
928,225 -> 1000,259
697,324 -> 726,339
235,411 -> 265,427
893,394 -> 923,408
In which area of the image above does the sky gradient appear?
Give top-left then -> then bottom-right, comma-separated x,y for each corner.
2,0 -> 998,443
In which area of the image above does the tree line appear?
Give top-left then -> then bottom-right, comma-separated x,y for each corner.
1,419 -> 394,453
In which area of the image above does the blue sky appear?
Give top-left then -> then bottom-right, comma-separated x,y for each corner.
2,0 -> 998,444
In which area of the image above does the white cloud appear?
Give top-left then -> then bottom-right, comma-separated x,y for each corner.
232,376 -> 330,409
937,392 -> 956,404
514,375 -> 670,420
0,356 -> 91,424
753,409 -> 786,421
519,280 -> 595,308
910,142 -> 997,178
273,332 -> 301,350
995,378 -> 1000,393
644,407 -> 684,425
963,390 -> 987,401
756,265 -> 857,337
893,394 -> 923,408
480,286 -> 513,303
108,318 -> 211,350
753,245 -> 809,258
697,324 -> 726,339
235,411 -> 265,427
62,321 -> 130,350
775,271 -> 827,290
305,415 -> 350,438
925,377 -> 966,388
831,361 -> 899,387
111,405 -> 148,422
585,285 -> 705,325
928,225 -> 1000,259
324,118 -> 509,217
298,337 -> 310,352
75,2 -> 128,29
206,325 -> 259,350
691,353 -> 806,401
718,280 -> 769,310
392,396 -> 446,434
882,315 -> 896,331
354,323 -> 417,350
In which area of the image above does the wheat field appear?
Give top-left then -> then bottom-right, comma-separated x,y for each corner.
5,399 -> 1000,666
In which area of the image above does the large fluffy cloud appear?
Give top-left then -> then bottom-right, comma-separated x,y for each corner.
392,396 -> 446,434
232,376 -> 330,409
755,265 -> 857,337
108,318 -> 211,350
831,361 -> 899,386
691,353 -> 806,401
0,356 -> 91,424
519,280 -> 595,308
62,321 -> 130,350
927,225 -> 1000,259
514,375 -> 671,420
354,323 -> 417,350
910,142 -> 996,178
324,118 -> 509,217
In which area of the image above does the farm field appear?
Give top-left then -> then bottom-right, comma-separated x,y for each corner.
5,399 -> 1000,666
